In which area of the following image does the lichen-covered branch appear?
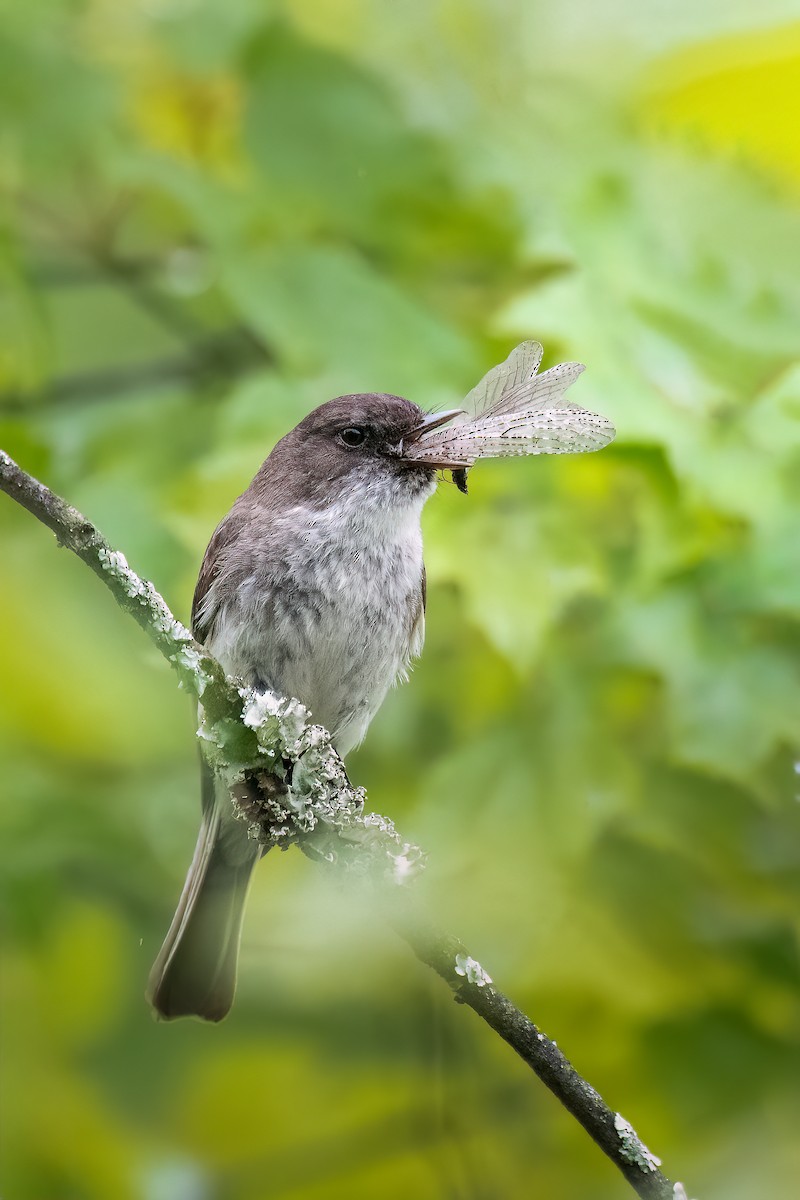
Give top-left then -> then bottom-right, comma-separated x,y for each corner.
0,447 -> 686,1200
0,448 -> 215,692
383,896 -> 677,1200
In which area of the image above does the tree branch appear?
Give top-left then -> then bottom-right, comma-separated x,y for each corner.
0,448 -> 685,1200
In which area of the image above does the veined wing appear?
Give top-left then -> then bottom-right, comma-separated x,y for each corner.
485,361 -> 586,417
406,346 -> 615,466
464,340 -> 544,417
407,404 -> 615,464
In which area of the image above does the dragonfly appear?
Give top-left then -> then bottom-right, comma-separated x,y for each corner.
402,341 -> 616,492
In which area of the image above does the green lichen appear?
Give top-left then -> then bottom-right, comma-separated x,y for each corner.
614,1113 -> 662,1173
198,685 -> 426,883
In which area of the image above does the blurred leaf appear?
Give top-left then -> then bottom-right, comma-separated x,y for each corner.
2,5 -> 800,1200
222,240 -> 472,390
243,22 -> 448,239
643,22 -> 800,191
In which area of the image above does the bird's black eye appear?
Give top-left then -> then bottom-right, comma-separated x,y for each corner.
339,427 -> 367,448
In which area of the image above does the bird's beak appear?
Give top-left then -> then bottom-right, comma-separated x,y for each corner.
391,409 -> 465,463
403,408 -> 465,446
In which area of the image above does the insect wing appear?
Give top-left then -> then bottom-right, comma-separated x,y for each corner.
403,342 -> 615,467
459,404 -> 616,457
408,403 -> 614,463
481,360 -> 585,418
463,340 -> 544,417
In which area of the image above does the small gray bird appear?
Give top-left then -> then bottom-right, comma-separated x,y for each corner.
147,394 -> 462,1021
147,343 -> 615,1022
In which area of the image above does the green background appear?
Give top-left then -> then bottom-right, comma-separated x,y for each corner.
2,2 -> 799,1197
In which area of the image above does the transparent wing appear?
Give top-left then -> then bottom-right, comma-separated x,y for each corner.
405,346 -> 615,466
406,404 -> 615,464
464,340 -> 544,417
486,361 -> 586,417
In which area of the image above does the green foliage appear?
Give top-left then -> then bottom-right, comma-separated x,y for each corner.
1,2 -> 799,1198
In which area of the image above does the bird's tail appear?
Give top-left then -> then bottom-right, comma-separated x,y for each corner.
147,779 -> 260,1022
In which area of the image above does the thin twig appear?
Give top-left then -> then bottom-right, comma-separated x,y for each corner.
0,326 -> 268,413
28,257 -> 157,288
16,192 -> 209,351
0,448 -> 682,1200
12,191 -> 275,386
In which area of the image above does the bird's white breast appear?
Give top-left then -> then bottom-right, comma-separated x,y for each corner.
206,477 -> 432,756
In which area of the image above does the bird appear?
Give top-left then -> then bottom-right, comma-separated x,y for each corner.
147,342 -> 615,1022
147,393 -> 463,1021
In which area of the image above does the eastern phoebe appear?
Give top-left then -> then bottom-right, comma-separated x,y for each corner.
148,344 -> 615,1022
147,394 -> 463,1021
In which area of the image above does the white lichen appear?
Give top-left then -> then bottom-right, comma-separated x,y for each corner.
614,1113 -> 661,1173
388,844 -> 426,882
242,689 -> 311,755
98,548 -> 145,598
673,1185 -> 697,1200
97,547 -> 196,647
454,954 -> 492,987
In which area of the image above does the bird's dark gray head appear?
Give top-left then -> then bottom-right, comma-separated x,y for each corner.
250,393 -> 460,512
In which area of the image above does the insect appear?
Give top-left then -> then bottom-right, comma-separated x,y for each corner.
403,341 -> 615,481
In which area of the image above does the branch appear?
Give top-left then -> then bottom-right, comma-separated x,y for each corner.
0,448 -> 219,698
0,448 -> 686,1200
386,898 -> 676,1199
10,192 -> 274,410
93,253 -> 273,377
0,326 -> 268,413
